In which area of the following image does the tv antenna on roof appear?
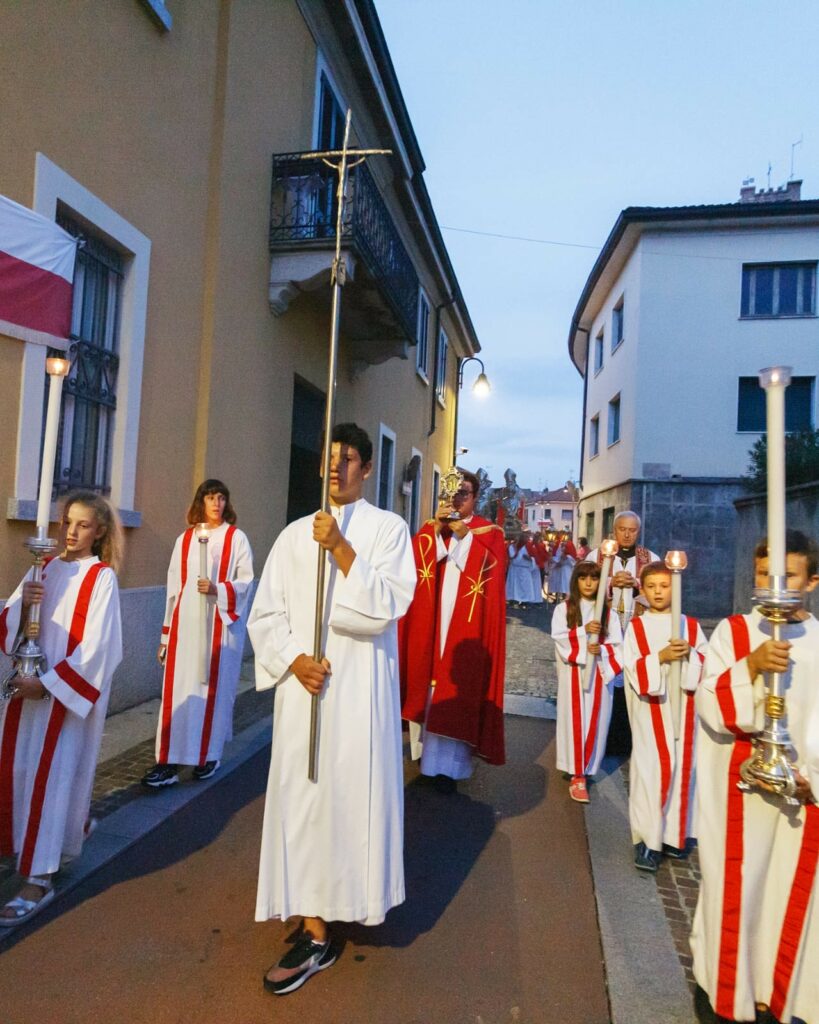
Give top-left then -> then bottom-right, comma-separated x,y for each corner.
790,136 -> 803,180
767,161 -> 773,189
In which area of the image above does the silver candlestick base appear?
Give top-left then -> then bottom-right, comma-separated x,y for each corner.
1,533 -> 57,700
737,586 -> 803,805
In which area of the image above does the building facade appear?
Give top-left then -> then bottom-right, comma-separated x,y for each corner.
524,487 -> 576,536
0,0 -> 479,710
568,182 -> 819,616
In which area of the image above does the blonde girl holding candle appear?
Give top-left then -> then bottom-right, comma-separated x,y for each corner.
0,491 -> 123,925
550,561 -> 623,804
142,479 -> 253,789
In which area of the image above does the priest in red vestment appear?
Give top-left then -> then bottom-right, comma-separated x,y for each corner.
399,469 -> 506,785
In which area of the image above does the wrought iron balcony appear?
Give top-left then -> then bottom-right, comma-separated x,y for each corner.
269,152 -> 419,354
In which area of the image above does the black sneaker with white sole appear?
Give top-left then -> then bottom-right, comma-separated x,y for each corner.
263,935 -> 337,995
141,763 -> 179,789
192,760 -> 220,781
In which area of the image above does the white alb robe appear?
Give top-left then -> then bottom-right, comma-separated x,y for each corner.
156,522 -> 253,766
250,499 -> 416,926
409,526 -> 475,780
690,611 -> 819,1024
623,612 -> 707,851
0,556 -> 122,876
551,598 -> 623,777
548,546 -> 575,595
506,544 -> 536,602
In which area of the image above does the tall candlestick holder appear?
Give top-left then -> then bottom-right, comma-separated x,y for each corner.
738,366 -> 803,805
1,356 -> 71,699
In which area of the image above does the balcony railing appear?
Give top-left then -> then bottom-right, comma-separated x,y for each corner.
270,152 -> 418,341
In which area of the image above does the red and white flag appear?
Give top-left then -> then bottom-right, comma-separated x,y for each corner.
0,194 -> 77,349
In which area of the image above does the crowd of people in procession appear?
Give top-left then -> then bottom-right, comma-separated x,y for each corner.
0,426 -> 817,1022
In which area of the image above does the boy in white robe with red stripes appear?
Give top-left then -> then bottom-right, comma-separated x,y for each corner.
142,480 -> 254,788
623,561 -> 707,872
0,492 -> 122,925
691,532 -> 819,1024
551,560 -> 623,803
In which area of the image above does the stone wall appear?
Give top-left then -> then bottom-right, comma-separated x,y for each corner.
733,481 -> 819,614
579,477 -> 745,619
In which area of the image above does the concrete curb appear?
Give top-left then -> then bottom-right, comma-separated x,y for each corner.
585,757 -> 695,1023
0,714 -> 272,944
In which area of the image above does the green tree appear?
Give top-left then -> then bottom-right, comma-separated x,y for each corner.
745,429 -> 819,492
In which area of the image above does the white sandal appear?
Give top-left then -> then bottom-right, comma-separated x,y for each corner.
0,877 -> 55,927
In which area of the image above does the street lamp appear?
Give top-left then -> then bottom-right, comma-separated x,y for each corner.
458,356 -> 491,397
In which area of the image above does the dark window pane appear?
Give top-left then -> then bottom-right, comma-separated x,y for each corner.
754,267 -> 774,315
737,377 -> 765,431
741,270 -> 751,315
778,266 -> 799,316
786,377 -> 814,431
806,268 -> 816,314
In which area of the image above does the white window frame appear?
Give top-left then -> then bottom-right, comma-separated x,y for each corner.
612,296 -> 625,353
9,153 -> 150,527
435,327 -> 448,407
312,52 -> 349,148
376,423 -> 396,511
416,288 -> 430,382
607,394 -> 621,447
431,463 -> 441,517
589,415 -> 600,459
594,329 -> 604,374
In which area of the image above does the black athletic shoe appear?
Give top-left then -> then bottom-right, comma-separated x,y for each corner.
263,935 -> 337,995
634,842 -> 661,872
662,843 -> 688,860
141,763 -> 179,789
192,760 -> 220,781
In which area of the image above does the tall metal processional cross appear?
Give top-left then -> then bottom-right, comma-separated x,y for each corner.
301,109 -> 391,782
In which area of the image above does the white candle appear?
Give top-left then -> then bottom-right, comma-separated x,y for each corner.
664,550 -> 688,739
584,538 -> 617,689
36,358 -> 71,536
759,366 -> 791,580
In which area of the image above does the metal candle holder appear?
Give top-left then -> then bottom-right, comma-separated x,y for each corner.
1,530 -> 57,699
738,583 -> 802,804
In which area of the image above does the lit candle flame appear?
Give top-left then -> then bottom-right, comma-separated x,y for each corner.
664,550 -> 688,571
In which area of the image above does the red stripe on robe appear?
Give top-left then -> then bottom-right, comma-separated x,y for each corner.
631,617 -> 672,808
18,562 -> 107,875
0,606 -> 10,652
198,526 -> 235,766
159,529 -> 193,763
0,701 -> 23,855
715,614 -> 753,1020
769,804 -> 819,1020
583,664 -> 603,773
675,617 -> 699,847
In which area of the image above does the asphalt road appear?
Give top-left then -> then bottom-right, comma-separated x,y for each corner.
0,717 -> 610,1024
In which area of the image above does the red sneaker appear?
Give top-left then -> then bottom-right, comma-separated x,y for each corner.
569,776 -> 590,803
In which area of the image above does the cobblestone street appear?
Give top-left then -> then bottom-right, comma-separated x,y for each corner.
504,602 -> 557,701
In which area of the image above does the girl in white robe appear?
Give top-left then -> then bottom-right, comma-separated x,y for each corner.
144,479 -> 253,785
551,560 -> 622,803
623,563 -> 707,867
0,491 -> 123,925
